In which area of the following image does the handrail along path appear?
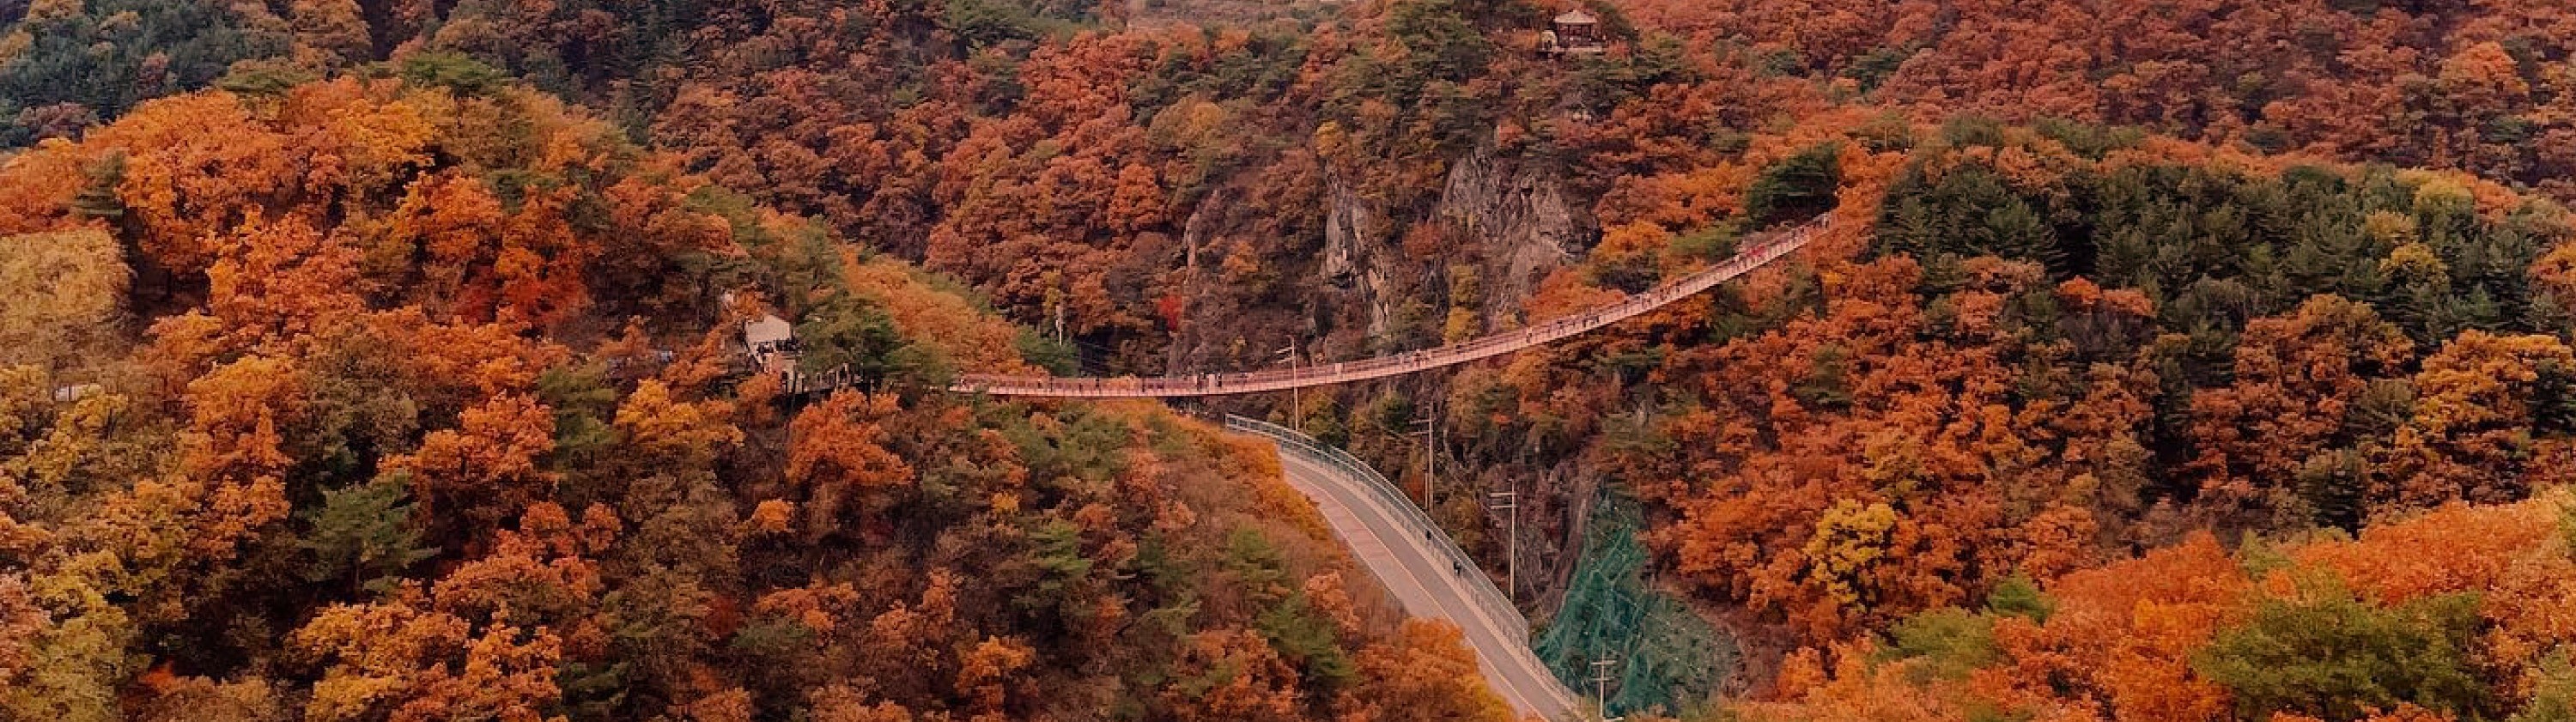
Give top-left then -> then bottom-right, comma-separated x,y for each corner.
746,217 -> 1828,716
1229,415 -> 1583,719
912,215 -> 1827,399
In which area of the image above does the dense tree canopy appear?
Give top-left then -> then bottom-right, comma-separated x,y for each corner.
0,72 -> 1508,722
15,0 -> 2576,719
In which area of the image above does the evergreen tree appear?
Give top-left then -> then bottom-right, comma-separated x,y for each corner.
2195,586 -> 2489,722
794,294 -> 909,385
1746,142 -> 1844,228
298,475 -> 439,597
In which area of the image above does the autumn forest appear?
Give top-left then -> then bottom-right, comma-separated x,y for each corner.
8,0 -> 2576,720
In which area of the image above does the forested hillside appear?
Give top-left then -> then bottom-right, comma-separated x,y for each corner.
12,0 -> 2576,720
1625,0 -> 2576,199
1743,494 -> 2576,722
0,71 -> 1513,721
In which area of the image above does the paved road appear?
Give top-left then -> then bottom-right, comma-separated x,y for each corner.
1269,446 -> 1583,719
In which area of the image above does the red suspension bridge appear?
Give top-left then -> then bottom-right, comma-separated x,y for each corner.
776,215 -> 1828,398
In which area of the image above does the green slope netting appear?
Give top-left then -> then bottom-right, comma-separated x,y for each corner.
1534,491 -> 1738,717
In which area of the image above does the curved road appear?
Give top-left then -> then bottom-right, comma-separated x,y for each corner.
1230,416 -> 1583,720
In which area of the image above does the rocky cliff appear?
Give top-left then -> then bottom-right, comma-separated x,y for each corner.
1156,133 -> 1591,374
1317,138 -> 1590,341
1437,142 -> 1586,327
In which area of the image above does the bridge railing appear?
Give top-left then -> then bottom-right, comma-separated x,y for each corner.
1222,415 -> 1531,643
942,213 -> 1829,398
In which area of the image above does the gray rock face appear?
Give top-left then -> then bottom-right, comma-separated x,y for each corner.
1320,178 -> 1368,286
1437,142 -> 1583,326
1321,175 -> 1398,337
1310,136 -> 1590,347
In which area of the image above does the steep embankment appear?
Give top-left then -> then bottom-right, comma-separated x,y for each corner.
0,73 -> 1518,722
1233,416 -> 1574,719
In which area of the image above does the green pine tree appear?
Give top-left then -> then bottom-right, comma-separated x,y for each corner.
1745,142 -> 1843,228
298,475 -> 439,596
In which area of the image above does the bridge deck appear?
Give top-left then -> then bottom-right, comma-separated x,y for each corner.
778,215 -> 1826,399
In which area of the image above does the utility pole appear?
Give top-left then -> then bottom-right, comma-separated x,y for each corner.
1278,343 -> 1300,432
1591,656 -> 1624,722
1486,490 -> 1517,604
1409,413 -> 1435,507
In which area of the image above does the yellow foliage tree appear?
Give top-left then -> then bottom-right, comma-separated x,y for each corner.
1340,619 -> 1515,722
0,230 -> 127,370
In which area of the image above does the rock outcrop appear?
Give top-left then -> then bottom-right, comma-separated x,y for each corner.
1436,142 -> 1585,325
1316,138 -> 1589,340
1321,175 -> 1400,338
